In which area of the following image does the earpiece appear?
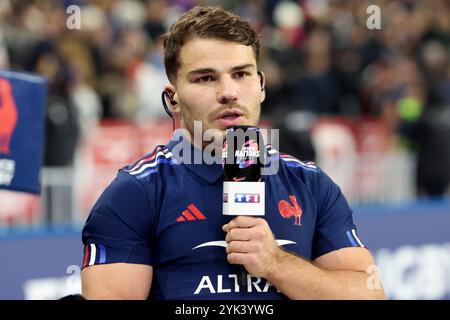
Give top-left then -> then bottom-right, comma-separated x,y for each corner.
162,90 -> 176,119
161,90 -> 177,131
167,91 -> 177,105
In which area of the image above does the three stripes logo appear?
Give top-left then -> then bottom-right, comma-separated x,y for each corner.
176,204 -> 206,222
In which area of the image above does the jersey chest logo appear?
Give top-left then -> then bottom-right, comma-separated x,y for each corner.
278,195 -> 303,226
176,203 -> 207,222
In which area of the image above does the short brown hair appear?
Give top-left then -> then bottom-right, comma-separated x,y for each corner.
162,5 -> 260,84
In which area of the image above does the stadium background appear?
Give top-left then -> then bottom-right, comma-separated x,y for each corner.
0,0 -> 449,299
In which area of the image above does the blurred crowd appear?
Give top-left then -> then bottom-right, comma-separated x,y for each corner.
0,0 -> 449,197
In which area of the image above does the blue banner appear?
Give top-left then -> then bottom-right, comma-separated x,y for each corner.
0,70 -> 47,194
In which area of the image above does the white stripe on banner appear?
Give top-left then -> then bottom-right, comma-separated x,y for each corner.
352,229 -> 364,247
89,244 -> 96,266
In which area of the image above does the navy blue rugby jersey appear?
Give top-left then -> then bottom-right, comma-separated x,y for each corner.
82,130 -> 365,300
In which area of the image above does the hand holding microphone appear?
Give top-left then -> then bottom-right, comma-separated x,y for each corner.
222,216 -> 280,283
222,126 -> 279,286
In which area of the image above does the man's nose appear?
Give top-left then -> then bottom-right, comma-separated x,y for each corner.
216,76 -> 238,104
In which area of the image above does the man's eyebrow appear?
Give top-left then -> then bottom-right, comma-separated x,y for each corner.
187,64 -> 256,76
230,64 -> 255,71
187,68 -> 216,76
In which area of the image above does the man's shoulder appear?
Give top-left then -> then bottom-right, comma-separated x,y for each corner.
267,145 -> 319,176
90,144 -> 178,210
120,144 -> 178,181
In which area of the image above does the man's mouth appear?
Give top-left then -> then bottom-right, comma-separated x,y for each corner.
217,109 -> 244,120
221,114 -> 239,119
214,109 -> 246,128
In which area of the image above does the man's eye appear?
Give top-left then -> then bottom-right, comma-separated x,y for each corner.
234,71 -> 250,79
196,76 -> 215,83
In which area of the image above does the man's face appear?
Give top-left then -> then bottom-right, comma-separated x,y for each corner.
167,37 -> 265,145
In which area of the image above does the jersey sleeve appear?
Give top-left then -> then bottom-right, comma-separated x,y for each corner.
81,170 -> 155,269
311,168 -> 365,260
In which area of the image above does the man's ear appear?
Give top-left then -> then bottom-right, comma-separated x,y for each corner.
257,71 -> 266,103
164,84 -> 180,113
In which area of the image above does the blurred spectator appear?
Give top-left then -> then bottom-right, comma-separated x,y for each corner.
421,40 -> 450,107
27,40 -> 79,167
412,104 -> 450,198
0,1 -> 10,68
291,26 -> 341,115
144,0 -> 169,41
0,31 -> 9,69
134,31 -> 170,121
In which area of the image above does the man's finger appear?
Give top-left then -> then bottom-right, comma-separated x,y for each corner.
223,216 -> 261,231
226,240 -> 249,254
226,240 -> 261,254
227,252 -> 247,265
225,228 -> 252,243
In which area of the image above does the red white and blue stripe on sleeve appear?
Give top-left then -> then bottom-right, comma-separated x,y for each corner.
82,244 -> 106,268
346,228 -> 365,247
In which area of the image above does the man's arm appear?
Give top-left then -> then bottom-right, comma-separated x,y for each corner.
81,263 -> 153,299
223,216 -> 386,300
267,247 -> 385,300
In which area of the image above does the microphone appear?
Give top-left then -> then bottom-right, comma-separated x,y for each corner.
222,126 -> 265,287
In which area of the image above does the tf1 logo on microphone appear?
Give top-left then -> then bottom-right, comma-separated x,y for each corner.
223,193 -> 261,203
235,193 -> 261,203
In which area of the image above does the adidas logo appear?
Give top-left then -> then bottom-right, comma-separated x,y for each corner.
176,204 -> 206,222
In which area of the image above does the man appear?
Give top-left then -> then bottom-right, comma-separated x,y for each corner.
81,6 -> 386,300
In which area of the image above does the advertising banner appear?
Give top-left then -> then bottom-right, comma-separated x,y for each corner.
0,70 -> 47,194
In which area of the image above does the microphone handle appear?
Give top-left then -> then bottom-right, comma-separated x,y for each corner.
238,265 -> 247,287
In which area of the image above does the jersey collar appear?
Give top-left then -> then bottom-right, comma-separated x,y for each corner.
166,129 -> 223,185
